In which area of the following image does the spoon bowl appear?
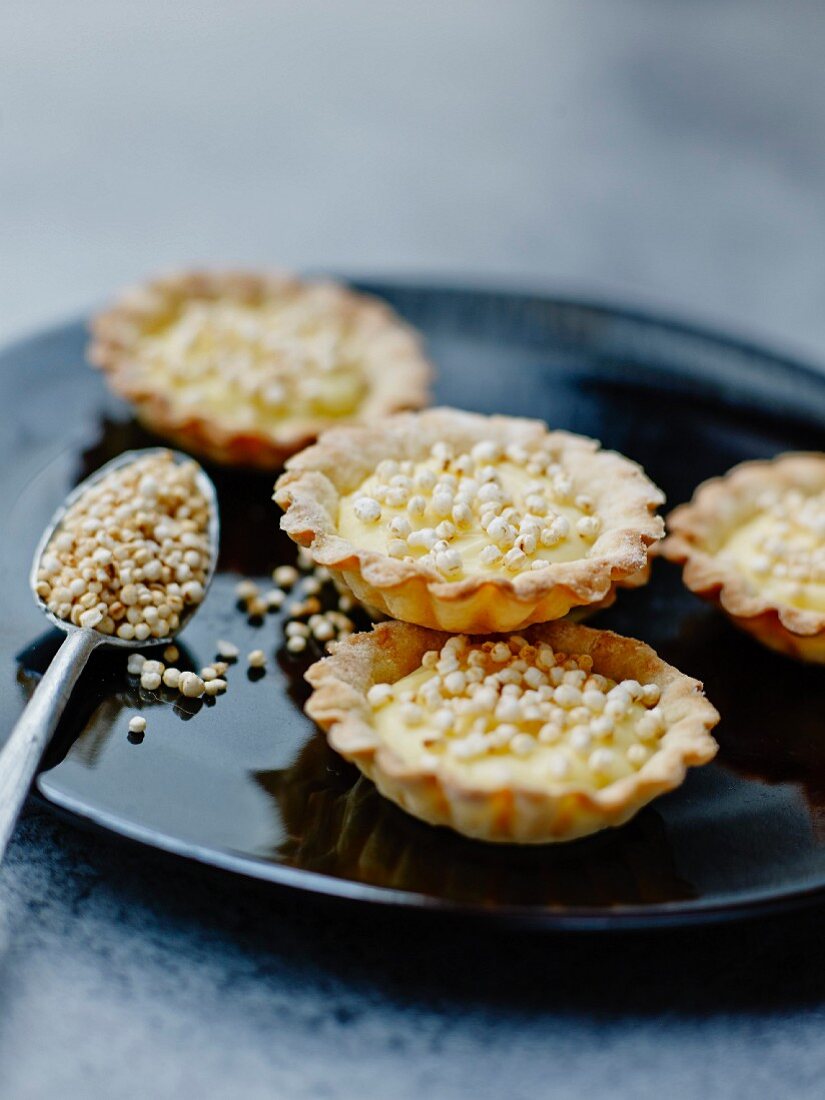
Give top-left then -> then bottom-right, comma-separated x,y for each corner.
0,448 -> 219,862
29,447 -> 220,648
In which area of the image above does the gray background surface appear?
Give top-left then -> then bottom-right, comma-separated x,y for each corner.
3,2 -> 825,1098
4,0 -> 825,361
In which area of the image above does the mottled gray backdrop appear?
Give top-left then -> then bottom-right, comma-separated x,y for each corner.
4,0 -> 825,361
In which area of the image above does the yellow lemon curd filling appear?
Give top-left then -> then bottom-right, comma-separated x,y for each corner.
136,296 -> 368,430
367,634 -> 666,792
338,439 -> 600,580
721,488 -> 825,612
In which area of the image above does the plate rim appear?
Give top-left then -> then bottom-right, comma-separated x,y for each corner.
9,281 -> 825,931
32,782 -> 825,931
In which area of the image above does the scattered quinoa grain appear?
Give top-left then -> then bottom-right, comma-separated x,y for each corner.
235,579 -> 259,601
312,619 -> 335,642
273,565 -> 299,589
264,589 -> 285,610
179,671 -> 206,698
162,667 -> 181,688
285,621 -> 310,638
291,597 -> 322,618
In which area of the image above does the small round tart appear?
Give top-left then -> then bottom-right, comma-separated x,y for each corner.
88,270 -> 432,469
275,408 -> 665,632
663,452 -> 825,662
305,620 -> 719,844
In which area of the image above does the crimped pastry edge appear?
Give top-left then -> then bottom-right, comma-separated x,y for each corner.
88,269 -> 433,470
304,619 -> 719,844
662,452 -> 825,661
275,407 -> 665,632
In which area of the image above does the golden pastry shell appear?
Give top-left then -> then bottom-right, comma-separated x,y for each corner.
88,269 -> 433,470
304,619 -> 719,844
275,407 -> 665,633
662,452 -> 825,662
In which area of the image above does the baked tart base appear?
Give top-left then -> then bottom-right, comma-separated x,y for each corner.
89,270 -> 432,469
663,453 -> 825,662
275,408 -> 665,634
305,620 -> 719,844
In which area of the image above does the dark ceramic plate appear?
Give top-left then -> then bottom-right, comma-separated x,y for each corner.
4,283 -> 825,931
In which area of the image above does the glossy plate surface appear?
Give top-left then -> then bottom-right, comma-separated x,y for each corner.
4,283 -> 825,930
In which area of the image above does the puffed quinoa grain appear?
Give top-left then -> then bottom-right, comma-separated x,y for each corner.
179,671 -> 206,698
273,565 -> 299,589
162,667 -> 181,688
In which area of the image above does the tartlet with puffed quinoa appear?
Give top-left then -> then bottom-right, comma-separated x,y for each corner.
305,620 -> 719,843
88,270 -> 432,469
275,408 -> 665,633
662,452 -> 825,663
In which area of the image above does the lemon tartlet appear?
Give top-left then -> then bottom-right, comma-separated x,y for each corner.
663,452 -> 825,662
275,408 -> 665,633
89,270 -> 432,469
305,620 -> 719,843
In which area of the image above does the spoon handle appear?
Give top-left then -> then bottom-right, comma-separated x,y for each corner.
0,629 -> 101,861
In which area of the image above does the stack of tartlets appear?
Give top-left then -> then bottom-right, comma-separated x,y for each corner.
91,269 -> 724,846
274,408 -> 720,844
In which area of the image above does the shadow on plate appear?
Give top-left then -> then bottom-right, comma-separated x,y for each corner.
663,608 -> 825,839
253,732 -> 696,910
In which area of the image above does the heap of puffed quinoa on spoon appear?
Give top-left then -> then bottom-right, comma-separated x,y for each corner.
35,451 -> 211,640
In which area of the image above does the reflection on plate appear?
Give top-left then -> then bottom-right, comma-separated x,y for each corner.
255,734 -> 696,908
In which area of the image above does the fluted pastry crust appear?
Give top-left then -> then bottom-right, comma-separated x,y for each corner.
89,270 -> 432,469
305,619 -> 719,844
662,453 -> 825,662
275,408 -> 664,633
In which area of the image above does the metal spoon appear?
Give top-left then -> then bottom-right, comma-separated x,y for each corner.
0,448 -> 220,862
